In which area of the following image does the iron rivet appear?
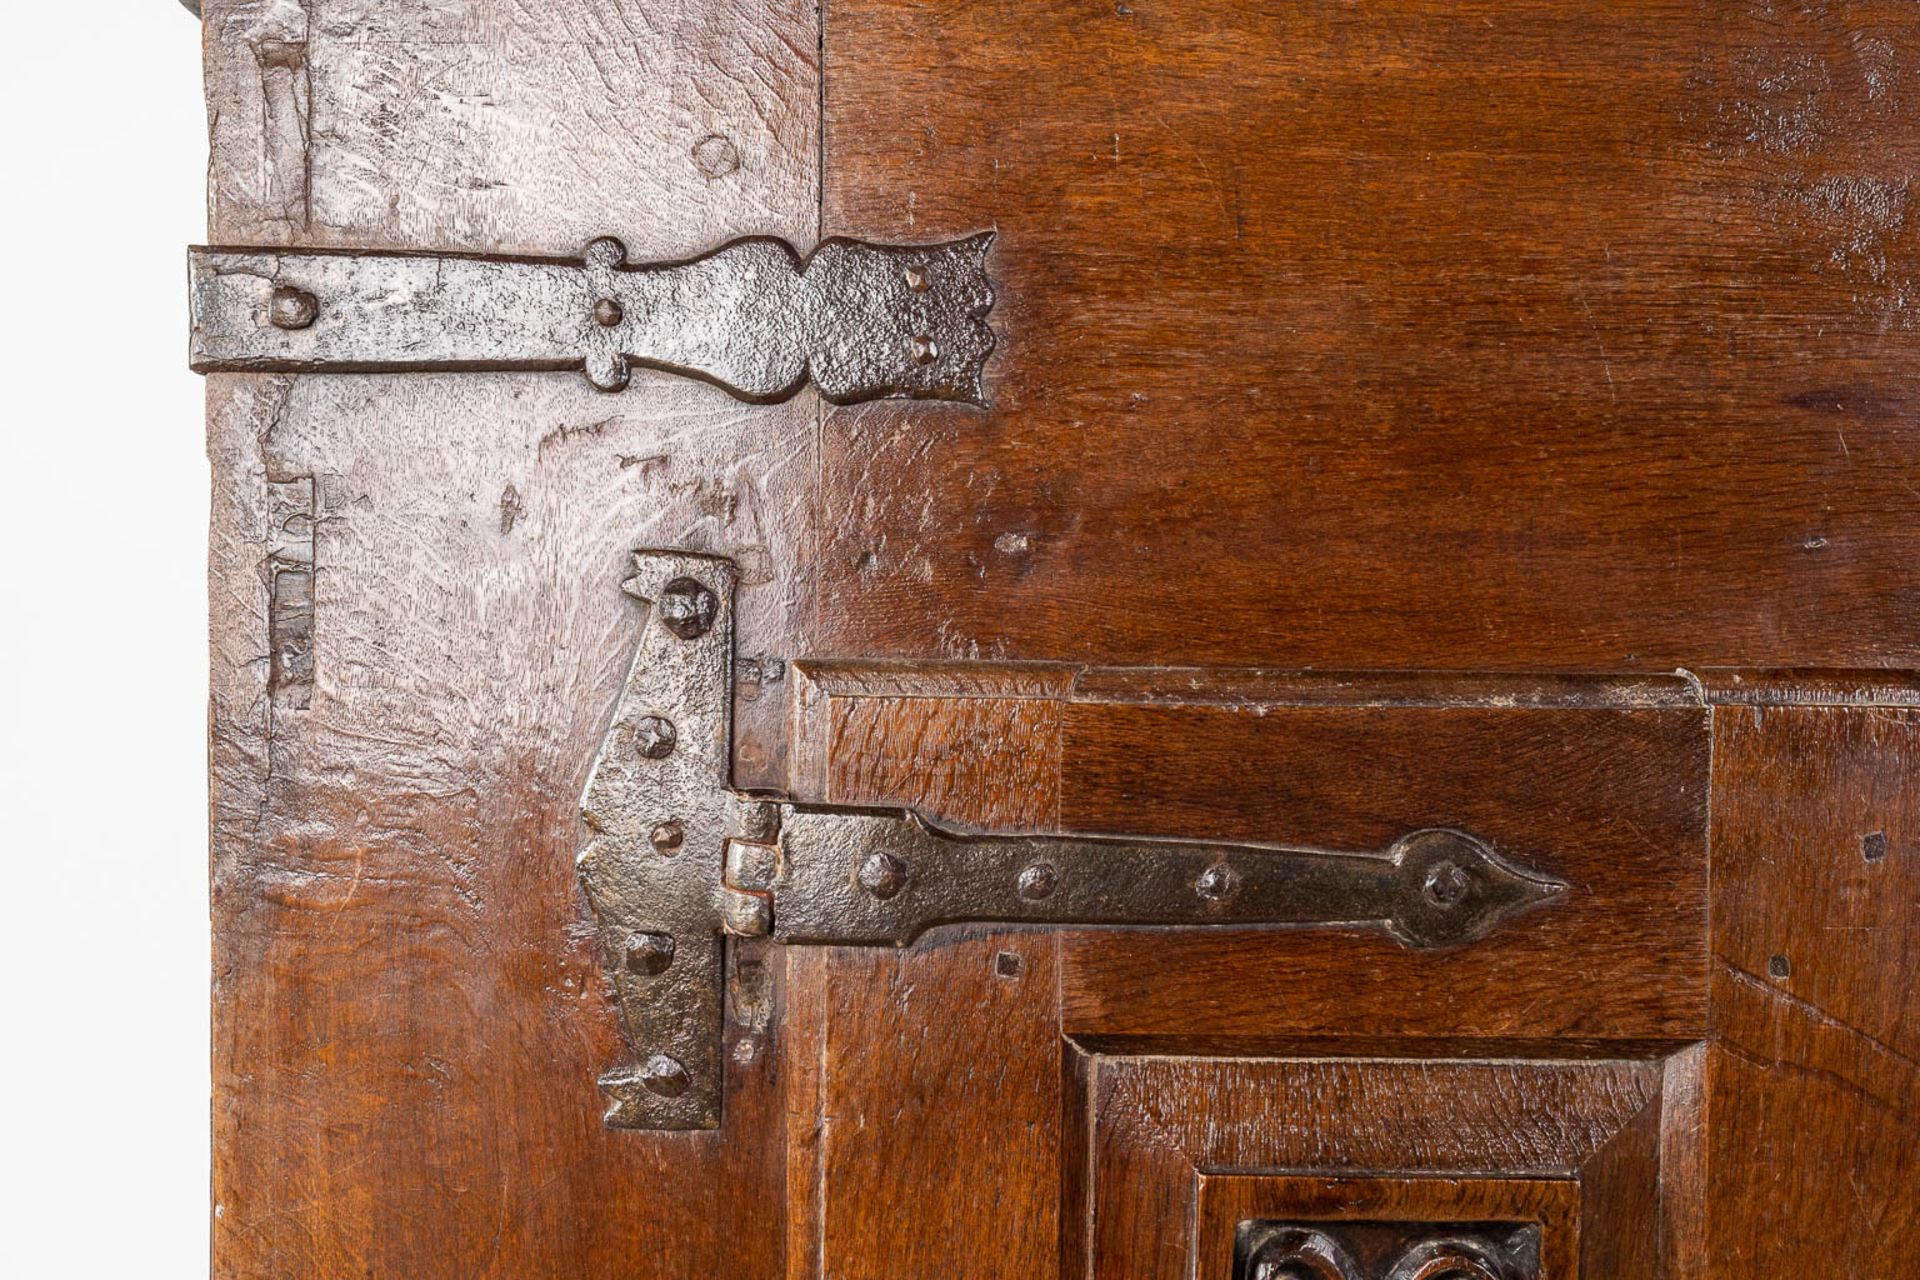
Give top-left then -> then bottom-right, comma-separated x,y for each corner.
593,297 -> 624,327
858,851 -> 909,900
640,1054 -> 691,1098
1863,831 -> 1888,862
904,264 -> 932,292
658,577 -> 720,640
268,285 -> 319,330
1423,860 -> 1471,908
1195,862 -> 1239,902
910,334 -> 938,365
624,931 -> 675,976
1768,953 -> 1792,980
995,951 -> 1023,979
633,716 -> 677,759
649,819 -> 684,855
1017,862 -> 1059,901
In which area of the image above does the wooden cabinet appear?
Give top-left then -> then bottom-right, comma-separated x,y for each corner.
197,1 -> 1917,1275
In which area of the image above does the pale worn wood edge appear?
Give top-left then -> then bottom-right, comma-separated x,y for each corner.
1063,1033 -> 1699,1060
1107,1057 -> 1667,1176
787,661 -> 1920,716
1692,667 -> 1920,706
1657,1043 -> 1709,1280
204,0 -> 314,245
792,659 -> 1704,707
1075,667 -> 1705,710
792,658 -> 1084,700
1060,1042 -> 1097,1280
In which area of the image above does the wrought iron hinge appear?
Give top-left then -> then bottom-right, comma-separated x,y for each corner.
188,233 -> 996,404
578,551 -> 1568,1130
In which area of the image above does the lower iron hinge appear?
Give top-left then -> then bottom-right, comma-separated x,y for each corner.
578,551 -> 1567,1130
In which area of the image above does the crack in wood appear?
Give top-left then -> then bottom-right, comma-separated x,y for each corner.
265,475 -> 315,710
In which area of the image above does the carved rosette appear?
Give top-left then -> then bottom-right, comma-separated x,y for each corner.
1240,1223 -> 1542,1280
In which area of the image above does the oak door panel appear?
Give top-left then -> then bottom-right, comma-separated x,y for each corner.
204,0 -> 819,1274
784,934 -> 1064,1280
818,0 -> 1920,672
197,1 -> 1920,1277
1083,1055 -> 1674,1280
1703,702 -> 1920,1277
789,665 -> 1709,1053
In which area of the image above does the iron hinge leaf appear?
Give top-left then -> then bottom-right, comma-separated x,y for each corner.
188,233 -> 996,404
579,551 -> 1567,1131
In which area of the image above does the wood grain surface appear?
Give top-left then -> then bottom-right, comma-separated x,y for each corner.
1057,701 -> 1707,1050
785,933 -> 1063,1280
795,671 -> 1710,1053
1705,703 -> 1919,1277
819,0 -> 1920,672
197,1 -> 1919,1276
204,0 -> 818,1274
1086,1056 -> 1662,1280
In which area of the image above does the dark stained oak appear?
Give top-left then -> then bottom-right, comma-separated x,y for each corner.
197,1 -> 1920,1277
786,934 -> 1063,1280
1086,1056 -> 1664,1280
792,667 -> 1710,1053
818,0 -> 1920,673
1705,703 -> 1919,1277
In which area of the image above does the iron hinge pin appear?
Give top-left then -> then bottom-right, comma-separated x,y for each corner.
577,550 -> 1567,1131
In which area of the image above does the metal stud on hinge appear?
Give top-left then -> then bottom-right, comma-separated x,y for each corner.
188,233 -> 996,405
578,551 -> 1569,1131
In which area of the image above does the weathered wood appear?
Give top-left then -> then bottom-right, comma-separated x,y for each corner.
204,0 -> 818,1274
1705,704 -> 1919,1277
1086,1057 -> 1661,1280
198,0 -> 1920,1275
819,0 -> 1920,673
786,934 -> 1063,1280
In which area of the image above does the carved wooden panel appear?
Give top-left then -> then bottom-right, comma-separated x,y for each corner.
197,0 -> 1920,1275
1081,1055 -> 1673,1280
1237,1212 -> 1551,1280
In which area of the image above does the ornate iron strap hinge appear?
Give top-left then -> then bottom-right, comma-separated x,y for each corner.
188,233 -> 996,403
578,551 -> 1568,1130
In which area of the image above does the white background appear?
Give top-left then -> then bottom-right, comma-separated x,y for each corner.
1,3 -> 211,1274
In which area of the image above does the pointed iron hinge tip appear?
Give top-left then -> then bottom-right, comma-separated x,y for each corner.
575,549 -> 1570,1132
